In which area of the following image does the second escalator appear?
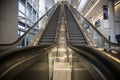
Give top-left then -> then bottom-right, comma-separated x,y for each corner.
39,5 -> 61,45
64,5 -> 87,46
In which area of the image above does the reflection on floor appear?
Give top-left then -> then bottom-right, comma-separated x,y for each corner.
52,12 -> 71,80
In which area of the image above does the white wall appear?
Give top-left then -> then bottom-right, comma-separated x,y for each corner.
92,3 -> 120,40
39,0 -> 46,17
71,0 -> 80,8
39,0 -> 55,18
45,0 -> 55,10
67,0 -> 71,4
115,3 -> 120,35
0,0 -> 18,44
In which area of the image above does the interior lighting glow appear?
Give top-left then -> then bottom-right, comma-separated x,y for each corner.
78,0 -> 89,12
85,0 -> 100,17
111,50 -> 117,54
115,0 -> 120,6
102,52 -> 120,63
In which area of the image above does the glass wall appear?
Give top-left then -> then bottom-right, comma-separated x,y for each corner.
18,0 -> 39,46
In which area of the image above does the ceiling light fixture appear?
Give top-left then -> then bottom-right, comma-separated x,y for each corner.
85,0 -> 100,17
115,0 -> 120,6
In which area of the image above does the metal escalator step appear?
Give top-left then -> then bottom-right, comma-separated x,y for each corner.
46,26 -> 57,28
39,41 -> 55,43
69,33 -> 82,35
42,37 -> 55,39
69,37 -> 84,40
69,31 -> 81,34
39,42 -> 54,45
46,28 -> 56,31
44,32 -> 56,34
69,39 -> 85,42
70,43 -> 87,46
38,6 -> 61,46
40,39 -> 55,42
69,35 -> 83,37
69,40 -> 86,43
43,34 -> 56,36
65,5 -> 88,45
42,36 -> 55,39
68,27 -> 79,29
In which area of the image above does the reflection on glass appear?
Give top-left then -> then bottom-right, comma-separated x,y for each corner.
18,5 -> 57,47
19,2 -> 25,13
70,6 -> 107,48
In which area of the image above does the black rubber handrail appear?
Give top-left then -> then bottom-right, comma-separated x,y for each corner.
68,45 -> 120,80
0,44 -> 56,60
68,4 -> 120,47
0,4 -> 57,47
0,44 -> 56,80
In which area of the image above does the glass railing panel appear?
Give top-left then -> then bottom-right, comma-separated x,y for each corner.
68,46 -> 107,80
68,4 -> 120,50
18,5 -> 57,47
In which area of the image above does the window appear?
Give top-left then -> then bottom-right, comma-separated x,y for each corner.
19,2 -> 25,13
33,9 -> 36,21
18,30 -> 24,37
20,0 -> 26,5
27,3 -> 33,19
18,24 -> 25,29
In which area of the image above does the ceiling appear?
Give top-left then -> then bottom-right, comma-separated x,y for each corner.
49,0 -> 119,21
77,0 -> 119,21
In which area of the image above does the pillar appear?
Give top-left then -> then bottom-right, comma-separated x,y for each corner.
108,0 -> 116,43
0,0 -> 18,44
115,1 -> 120,36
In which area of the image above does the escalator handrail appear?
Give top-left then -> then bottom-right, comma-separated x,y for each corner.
0,4 -> 57,47
31,6 -> 60,45
65,5 -> 88,45
68,44 -> 120,79
68,4 -> 120,47
0,44 -> 56,80
0,43 -> 56,60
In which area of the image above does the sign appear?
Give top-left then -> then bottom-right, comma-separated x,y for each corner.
103,5 -> 108,20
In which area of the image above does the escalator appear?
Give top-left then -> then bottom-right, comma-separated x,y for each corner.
64,5 -> 87,46
0,3 -> 120,80
39,5 -> 61,45
0,5 -> 61,80
64,4 -> 120,80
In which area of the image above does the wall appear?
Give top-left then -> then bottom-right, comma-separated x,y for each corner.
71,0 -> 80,8
115,3 -> 120,35
67,0 -> 71,4
0,0 -> 18,44
39,0 -> 46,17
92,2 -> 120,41
45,0 -> 55,11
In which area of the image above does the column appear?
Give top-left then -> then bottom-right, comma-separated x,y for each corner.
103,4 -> 110,39
0,0 -> 18,44
108,0 -> 116,43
